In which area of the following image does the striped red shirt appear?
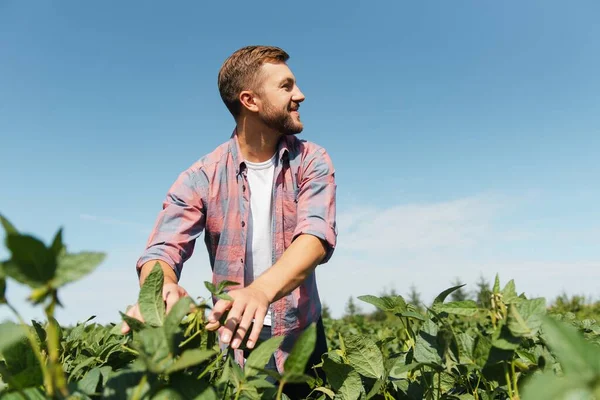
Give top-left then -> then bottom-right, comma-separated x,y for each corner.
136,130 -> 337,371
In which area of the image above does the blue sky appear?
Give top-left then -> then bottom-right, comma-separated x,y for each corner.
1,1 -> 599,325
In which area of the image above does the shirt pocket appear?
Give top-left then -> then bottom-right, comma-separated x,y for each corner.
281,188 -> 299,248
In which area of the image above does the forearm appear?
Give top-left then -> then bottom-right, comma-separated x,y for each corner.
138,260 -> 179,286
249,234 -> 327,303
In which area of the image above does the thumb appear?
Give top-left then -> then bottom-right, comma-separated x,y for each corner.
164,289 -> 181,315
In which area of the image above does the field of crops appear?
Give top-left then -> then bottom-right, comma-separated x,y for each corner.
1,215 -> 600,400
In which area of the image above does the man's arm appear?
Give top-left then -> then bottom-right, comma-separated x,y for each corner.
250,234 -> 326,303
207,146 -> 337,349
121,167 -> 207,334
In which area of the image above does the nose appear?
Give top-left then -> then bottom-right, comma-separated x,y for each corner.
292,85 -> 305,103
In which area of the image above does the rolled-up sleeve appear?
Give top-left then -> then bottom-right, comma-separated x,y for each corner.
136,167 -> 208,280
293,148 -> 337,263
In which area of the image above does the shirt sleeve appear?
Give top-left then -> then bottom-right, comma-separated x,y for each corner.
136,167 -> 208,280
293,147 -> 337,263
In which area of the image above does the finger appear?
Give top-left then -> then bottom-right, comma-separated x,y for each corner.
164,290 -> 180,315
220,304 -> 245,345
246,307 -> 267,349
208,299 -> 232,324
205,320 -> 221,331
231,304 -> 256,349
121,304 -> 141,334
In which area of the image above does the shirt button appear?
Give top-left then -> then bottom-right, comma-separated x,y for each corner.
242,185 -> 246,192
241,221 -> 246,227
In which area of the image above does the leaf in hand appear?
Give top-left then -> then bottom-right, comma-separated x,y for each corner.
138,263 -> 165,327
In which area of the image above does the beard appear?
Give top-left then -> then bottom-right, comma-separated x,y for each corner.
259,101 -> 303,136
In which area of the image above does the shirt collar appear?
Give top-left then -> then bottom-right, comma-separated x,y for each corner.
230,128 -> 290,175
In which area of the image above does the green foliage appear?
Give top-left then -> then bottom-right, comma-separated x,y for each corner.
1,215 -> 599,400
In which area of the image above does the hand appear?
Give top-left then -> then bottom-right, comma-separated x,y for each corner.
206,286 -> 270,350
121,282 -> 190,334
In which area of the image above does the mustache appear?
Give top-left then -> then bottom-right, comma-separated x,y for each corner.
289,103 -> 300,111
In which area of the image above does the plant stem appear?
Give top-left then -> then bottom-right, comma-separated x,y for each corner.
276,379 -> 285,400
504,363 -> 514,399
197,356 -> 220,380
45,295 -> 68,398
178,329 -> 203,348
512,359 -> 520,399
234,385 -> 242,400
131,374 -> 147,400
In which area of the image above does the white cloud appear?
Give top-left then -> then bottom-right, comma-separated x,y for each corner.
339,193 -> 506,253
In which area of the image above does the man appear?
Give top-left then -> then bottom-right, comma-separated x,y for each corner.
121,45 -> 337,396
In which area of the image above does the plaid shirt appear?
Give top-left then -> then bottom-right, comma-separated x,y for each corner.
136,130 -> 337,372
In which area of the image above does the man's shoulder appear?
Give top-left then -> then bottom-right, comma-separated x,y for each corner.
284,135 -> 329,158
186,139 -> 233,175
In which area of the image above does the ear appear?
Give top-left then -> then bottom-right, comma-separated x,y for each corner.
239,90 -> 260,113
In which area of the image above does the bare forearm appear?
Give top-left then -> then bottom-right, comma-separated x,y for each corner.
138,260 -> 179,286
249,234 -> 327,303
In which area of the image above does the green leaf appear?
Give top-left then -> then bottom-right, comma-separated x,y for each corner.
52,252 -> 105,288
388,360 -> 422,379
165,349 -> 216,374
433,300 -> 479,316
78,367 -> 101,395
507,298 -> 545,338
284,322 -> 317,376
50,228 -> 65,258
539,315 -> 600,376
396,310 -> 426,321
3,234 -> 56,287
133,327 -> 171,373
0,214 -> 19,235
520,370 -> 589,400
0,322 -> 28,353
456,333 -> 475,364
244,335 -> 285,378
102,370 -> 148,400
163,296 -> 193,338
414,320 -> 442,365
357,295 -> 407,313
169,374 -> 216,400
217,280 -> 240,292
433,284 -> 466,305
501,279 -> 518,304
0,388 -> 47,400
473,334 -> 492,369
492,323 -> 521,350
322,358 -> 362,400
1,328 -> 44,389
119,312 -> 145,332
344,334 -> 385,379
204,281 -> 217,294
216,292 -> 234,301
31,320 -> 46,344
312,387 -> 335,399
492,274 -> 500,293
138,263 -> 165,327
153,388 -> 183,400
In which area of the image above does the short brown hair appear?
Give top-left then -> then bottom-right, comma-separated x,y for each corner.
218,45 -> 289,118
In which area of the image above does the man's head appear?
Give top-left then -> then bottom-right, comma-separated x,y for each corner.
218,45 -> 305,135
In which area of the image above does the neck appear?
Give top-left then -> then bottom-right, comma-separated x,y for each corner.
235,116 -> 282,163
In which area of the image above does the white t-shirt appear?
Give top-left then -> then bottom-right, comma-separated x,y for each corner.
244,154 -> 276,326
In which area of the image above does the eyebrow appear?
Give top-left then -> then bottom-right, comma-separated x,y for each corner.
279,77 -> 295,86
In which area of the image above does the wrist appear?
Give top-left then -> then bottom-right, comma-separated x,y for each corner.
248,280 -> 277,303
